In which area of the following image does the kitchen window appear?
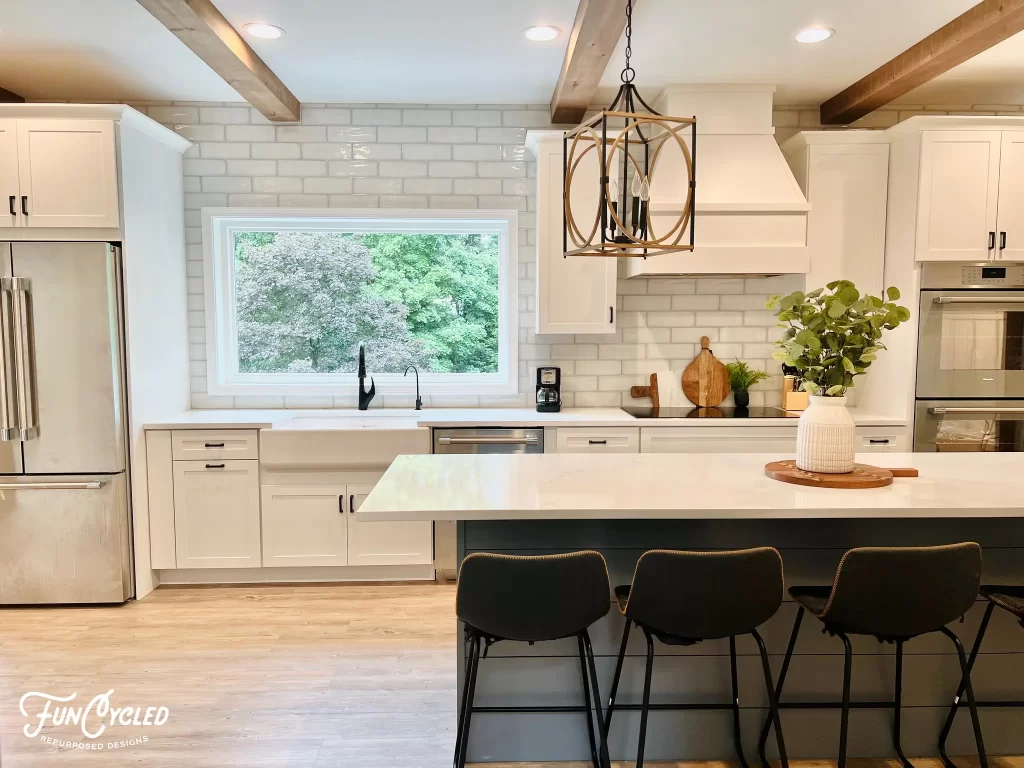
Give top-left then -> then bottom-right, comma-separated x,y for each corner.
202,208 -> 518,397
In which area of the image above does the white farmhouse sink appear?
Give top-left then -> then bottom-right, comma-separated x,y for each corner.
261,410 -> 429,468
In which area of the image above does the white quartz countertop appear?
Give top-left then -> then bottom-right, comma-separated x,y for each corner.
356,453 -> 1024,521
143,407 -> 907,430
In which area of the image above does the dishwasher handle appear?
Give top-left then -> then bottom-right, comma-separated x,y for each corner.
437,435 -> 539,446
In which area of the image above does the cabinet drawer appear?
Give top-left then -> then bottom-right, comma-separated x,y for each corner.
642,426 -> 797,454
856,427 -> 909,452
172,430 -> 258,460
556,428 -> 639,453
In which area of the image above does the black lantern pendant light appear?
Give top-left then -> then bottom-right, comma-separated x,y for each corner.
562,0 -> 696,258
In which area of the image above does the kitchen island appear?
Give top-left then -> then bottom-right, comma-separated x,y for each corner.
359,453 -> 1024,762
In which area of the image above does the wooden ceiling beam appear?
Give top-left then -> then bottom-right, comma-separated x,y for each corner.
821,0 -> 1024,125
550,0 -> 631,124
135,0 -> 300,122
0,87 -> 25,103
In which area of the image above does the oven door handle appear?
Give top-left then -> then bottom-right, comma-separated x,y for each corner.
933,296 -> 1024,304
930,407 -> 1024,415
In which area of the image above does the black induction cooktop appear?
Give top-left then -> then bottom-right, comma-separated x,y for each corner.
622,406 -> 795,419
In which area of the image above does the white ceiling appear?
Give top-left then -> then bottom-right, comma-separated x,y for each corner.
1,0 -> 1022,109
596,0 -> 980,106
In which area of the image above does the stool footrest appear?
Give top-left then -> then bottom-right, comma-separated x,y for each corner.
469,705 -> 592,714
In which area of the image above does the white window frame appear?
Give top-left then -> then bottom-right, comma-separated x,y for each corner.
201,207 -> 519,397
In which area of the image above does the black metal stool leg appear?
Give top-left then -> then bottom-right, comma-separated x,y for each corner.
729,635 -> 751,768
604,617 -> 631,733
940,626 -> 988,768
758,606 -> 803,767
837,630 -> 853,768
893,640 -> 914,768
752,627 -> 788,768
582,629 -> 612,768
939,602 -> 995,768
577,633 -> 601,768
636,628 -> 656,768
454,634 -> 481,768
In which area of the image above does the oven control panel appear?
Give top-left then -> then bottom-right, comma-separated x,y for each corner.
922,263 -> 1024,289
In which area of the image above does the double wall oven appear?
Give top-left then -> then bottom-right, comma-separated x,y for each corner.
915,263 -> 1024,452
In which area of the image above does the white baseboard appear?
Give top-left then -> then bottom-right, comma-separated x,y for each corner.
155,564 -> 436,585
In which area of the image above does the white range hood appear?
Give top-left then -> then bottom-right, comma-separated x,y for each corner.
626,84 -> 811,278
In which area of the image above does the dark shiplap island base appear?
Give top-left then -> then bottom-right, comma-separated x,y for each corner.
457,518 -> 1024,763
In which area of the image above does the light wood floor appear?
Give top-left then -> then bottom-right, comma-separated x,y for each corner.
0,583 -> 1019,768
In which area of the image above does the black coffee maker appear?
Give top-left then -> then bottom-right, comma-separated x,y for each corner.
535,366 -> 561,413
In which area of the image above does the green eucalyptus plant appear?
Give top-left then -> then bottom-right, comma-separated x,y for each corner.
725,360 -> 769,393
765,280 -> 910,397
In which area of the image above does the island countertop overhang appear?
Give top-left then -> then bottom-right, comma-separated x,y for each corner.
356,452 -> 1024,522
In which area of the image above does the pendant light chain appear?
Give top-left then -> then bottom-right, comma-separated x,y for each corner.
620,0 -> 635,84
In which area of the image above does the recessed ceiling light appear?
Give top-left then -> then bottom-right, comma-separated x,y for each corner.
524,25 -> 561,42
796,27 -> 834,44
243,23 -> 284,40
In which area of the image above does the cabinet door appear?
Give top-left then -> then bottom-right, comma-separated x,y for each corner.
172,460 -> 261,569
533,135 -> 617,334
16,119 -> 120,229
261,485 -> 348,568
0,121 -> 18,229
916,131 -> 1001,262
996,132 -> 1024,261
347,483 -> 433,566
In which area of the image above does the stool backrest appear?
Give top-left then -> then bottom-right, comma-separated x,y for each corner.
820,543 -> 982,638
456,551 -> 611,642
624,548 -> 784,640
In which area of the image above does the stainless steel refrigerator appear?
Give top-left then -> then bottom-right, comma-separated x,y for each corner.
0,242 -> 132,604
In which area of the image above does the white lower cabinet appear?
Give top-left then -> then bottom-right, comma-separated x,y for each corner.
641,425 -> 909,454
261,482 -> 433,568
347,484 -> 434,566
261,485 -> 349,567
554,428 -> 640,453
172,460 -> 261,569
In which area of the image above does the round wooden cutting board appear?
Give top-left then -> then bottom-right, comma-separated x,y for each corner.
682,336 -> 731,407
764,460 -> 919,489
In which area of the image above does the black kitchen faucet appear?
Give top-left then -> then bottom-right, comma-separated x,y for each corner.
357,345 -> 375,410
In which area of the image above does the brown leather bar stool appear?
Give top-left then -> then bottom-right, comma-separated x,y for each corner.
454,551 -> 612,768
939,585 -> 1024,766
604,547 -> 789,768
757,543 -> 986,768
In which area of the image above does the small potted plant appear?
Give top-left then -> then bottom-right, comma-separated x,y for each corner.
766,281 -> 909,473
725,360 -> 769,409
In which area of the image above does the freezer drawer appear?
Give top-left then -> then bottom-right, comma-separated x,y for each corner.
0,472 -> 132,604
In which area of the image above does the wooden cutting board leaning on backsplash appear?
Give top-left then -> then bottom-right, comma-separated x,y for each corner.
682,336 -> 731,407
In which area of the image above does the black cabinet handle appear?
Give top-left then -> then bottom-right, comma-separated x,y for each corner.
989,231 -> 996,250
8,196 -> 14,216
20,196 -> 27,216
1000,231 -> 1007,250
588,439 -> 608,445
868,439 -> 890,445
204,463 -> 225,469
204,442 -> 225,448
609,306 -> 614,323
339,495 -> 344,515
349,494 -> 355,514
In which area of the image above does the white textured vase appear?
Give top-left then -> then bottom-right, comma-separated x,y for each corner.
796,395 -> 856,473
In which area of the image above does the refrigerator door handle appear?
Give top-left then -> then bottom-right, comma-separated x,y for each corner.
0,480 -> 105,490
8,277 -> 37,441
0,281 -> 19,441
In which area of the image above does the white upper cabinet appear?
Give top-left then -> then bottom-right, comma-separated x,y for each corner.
527,131 -> 617,335
996,132 -> 1024,261
0,121 -> 17,229
16,120 -> 120,229
916,131 -> 1002,262
347,483 -> 433,566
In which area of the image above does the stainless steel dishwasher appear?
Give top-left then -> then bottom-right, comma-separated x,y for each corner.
433,427 -> 544,454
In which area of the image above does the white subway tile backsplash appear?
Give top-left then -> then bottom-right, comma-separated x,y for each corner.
163,101 -> 806,409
